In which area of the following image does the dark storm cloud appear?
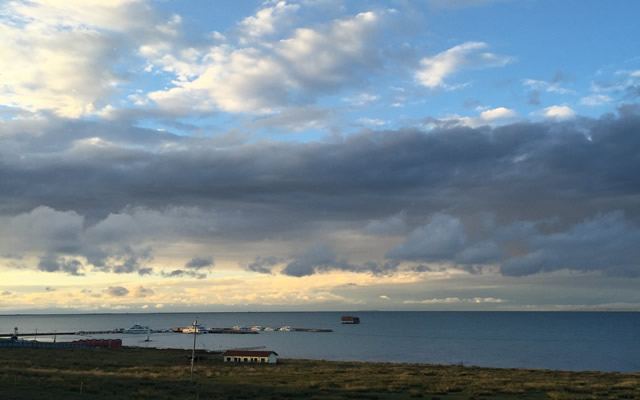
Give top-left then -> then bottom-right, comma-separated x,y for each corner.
161,257 -> 214,279
364,212 -> 408,236
357,260 -> 402,276
3,111 -> 640,224
106,286 -> 129,297
386,213 -> 467,261
88,245 -> 153,276
134,286 -> 155,298
387,211 -> 640,277
501,212 -> 640,277
161,269 -> 207,279
281,245 -> 401,277
185,256 -> 214,270
37,255 -> 84,276
111,254 -> 152,274
246,256 -> 282,274
1,108 -> 640,277
282,244 -> 352,277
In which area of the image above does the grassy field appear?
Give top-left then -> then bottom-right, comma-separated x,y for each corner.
0,347 -> 638,399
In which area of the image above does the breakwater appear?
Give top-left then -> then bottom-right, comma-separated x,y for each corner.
0,326 -> 333,338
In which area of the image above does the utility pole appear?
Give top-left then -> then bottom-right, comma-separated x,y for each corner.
190,319 -> 197,379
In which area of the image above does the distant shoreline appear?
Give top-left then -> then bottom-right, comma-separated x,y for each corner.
2,309 -> 640,316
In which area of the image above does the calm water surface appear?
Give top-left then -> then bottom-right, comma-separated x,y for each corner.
1,312 -> 638,372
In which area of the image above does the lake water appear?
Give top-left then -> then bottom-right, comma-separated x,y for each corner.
1,312 -> 638,372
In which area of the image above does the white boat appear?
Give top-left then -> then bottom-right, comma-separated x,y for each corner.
263,327 -> 275,332
249,325 -> 264,332
277,326 -> 291,332
232,325 -> 250,331
123,324 -> 151,334
181,323 -> 207,334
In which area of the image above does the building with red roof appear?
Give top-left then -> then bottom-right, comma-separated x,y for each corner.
222,350 -> 278,364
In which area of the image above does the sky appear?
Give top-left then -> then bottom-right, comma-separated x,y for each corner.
1,0 -> 639,313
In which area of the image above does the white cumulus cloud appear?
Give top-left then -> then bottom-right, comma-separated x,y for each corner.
148,11 -> 387,114
0,0 -> 173,118
238,1 -> 300,41
429,106 -> 517,128
542,105 -> 576,120
416,42 -> 512,89
479,107 -> 517,121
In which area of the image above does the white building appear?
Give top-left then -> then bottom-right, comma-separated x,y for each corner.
223,350 -> 278,364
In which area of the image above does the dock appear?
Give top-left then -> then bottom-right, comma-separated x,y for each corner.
292,328 -> 333,333
0,329 -> 169,338
0,331 -> 78,337
0,338 -> 122,349
1,326 -> 332,338
207,328 -> 258,334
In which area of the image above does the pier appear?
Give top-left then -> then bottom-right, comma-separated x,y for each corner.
207,328 -> 258,334
292,328 -> 333,333
1,326 -> 333,338
0,329 -> 168,338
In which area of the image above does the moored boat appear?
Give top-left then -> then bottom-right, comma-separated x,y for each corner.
341,316 -> 360,324
123,324 -> 151,334
180,323 -> 207,334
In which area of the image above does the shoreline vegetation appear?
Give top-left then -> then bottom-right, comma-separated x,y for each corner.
0,348 -> 638,399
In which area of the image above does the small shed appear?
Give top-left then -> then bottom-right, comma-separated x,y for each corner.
223,350 -> 278,364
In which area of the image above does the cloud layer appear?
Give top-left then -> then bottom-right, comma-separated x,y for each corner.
1,0 -> 639,310
0,0 -> 170,117
149,10 -> 386,114
1,109 -> 639,279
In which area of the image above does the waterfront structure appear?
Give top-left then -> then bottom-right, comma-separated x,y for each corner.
0,338 -> 121,349
181,323 -> 207,334
341,316 -> 360,324
123,324 -> 151,334
223,350 -> 278,364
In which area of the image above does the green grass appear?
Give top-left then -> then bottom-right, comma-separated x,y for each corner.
0,347 -> 638,399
